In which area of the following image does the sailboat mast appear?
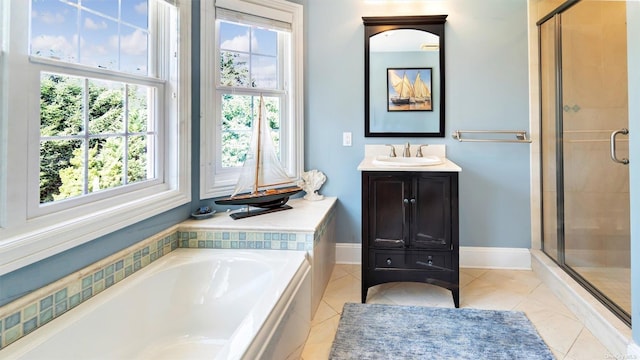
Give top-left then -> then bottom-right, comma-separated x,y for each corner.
253,95 -> 264,194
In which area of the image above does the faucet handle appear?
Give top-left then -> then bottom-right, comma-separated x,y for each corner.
416,144 -> 429,157
403,142 -> 411,157
385,144 -> 397,157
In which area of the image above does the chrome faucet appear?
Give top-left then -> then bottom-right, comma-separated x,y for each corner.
385,144 -> 397,157
416,144 -> 429,157
403,142 -> 411,157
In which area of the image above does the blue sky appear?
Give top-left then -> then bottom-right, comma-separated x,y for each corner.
219,20 -> 279,89
30,0 -> 149,75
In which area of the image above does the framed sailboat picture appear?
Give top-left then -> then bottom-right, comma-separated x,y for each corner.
387,68 -> 433,112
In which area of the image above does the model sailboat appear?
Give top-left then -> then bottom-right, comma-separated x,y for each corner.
215,95 -> 302,219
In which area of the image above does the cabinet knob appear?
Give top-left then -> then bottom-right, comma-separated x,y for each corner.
410,198 -> 416,204
403,198 -> 409,204
386,258 -> 392,265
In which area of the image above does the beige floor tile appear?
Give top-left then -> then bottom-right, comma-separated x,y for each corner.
524,283 -> 578,320
475,268 -> 542,295
328,265 -> 352,282
518,301 -> 584,354
564,328 -> 614,360
301,315 -> 340,360
311,300 -> 339,326
460,277 -> 526,310
322,273 -> 360,314
304,267 -> 614,359
460,267 -> 489,279
372,282 -> 455,308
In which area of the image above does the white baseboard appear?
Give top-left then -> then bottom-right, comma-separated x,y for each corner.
628,342 -> 640,357
335,243 -> 361,264
335,244 -> 531,269
459,246 -> 531,270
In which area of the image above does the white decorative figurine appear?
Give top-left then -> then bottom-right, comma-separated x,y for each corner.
298,169 -> 327,201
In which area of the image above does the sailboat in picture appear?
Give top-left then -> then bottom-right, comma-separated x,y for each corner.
215,95 -> 302,220
388,70 -> 413,105
413,71 -> 431,105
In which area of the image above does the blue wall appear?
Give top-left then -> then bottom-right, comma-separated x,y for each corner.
0,0 -> 532,307
303,0 -> 531,248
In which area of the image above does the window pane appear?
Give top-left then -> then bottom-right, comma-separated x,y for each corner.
252,28 -> 277,57
88,79 -> 124,135
30,0 -> 150,76
128,135 -> 150,183
88,137 -> 124,193
31,0 -> 79,62
252,54 -> 277,88
40,139 -> 83,203
220,51 -> 250,87
121,0 -> 149,29
40,73 -> 84,136
80,10 -> 118,69
219,22 -> 250,52
120,25 -> 148,76
128,85 -> 150,133
82,0 -> 118,18
220,94 -> 280,168
40,73 -> 157,204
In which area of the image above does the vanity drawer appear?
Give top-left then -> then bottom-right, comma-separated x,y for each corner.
371,250 -> 452,271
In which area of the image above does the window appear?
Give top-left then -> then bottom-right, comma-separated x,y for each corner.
0,1 -> 6,228
200,0 -> 304,198
0,0 -> 191,275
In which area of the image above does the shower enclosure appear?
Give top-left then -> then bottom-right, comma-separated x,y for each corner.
538,0 -> 631,324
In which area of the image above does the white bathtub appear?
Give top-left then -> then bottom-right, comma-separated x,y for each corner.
2,249 -> 311,360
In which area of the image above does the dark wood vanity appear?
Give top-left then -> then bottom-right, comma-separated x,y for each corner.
360,14 -> 458,306
361,169 -> 459,307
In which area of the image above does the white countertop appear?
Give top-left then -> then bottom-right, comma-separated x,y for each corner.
357,144 -> 462,172
357,157 -> 461,172
179,196 -> 337,232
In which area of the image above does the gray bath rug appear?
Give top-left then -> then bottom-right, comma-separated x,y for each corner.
329,303 -> 555,360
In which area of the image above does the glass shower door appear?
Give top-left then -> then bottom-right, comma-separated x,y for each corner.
560,1 -> 630,316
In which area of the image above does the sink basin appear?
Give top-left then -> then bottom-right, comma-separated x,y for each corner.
372,155 -> 444,167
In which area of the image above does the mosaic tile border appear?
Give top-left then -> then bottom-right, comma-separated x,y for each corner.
0,230 -> 179,350
0,203 -> 336,350
177,230 -> 314,251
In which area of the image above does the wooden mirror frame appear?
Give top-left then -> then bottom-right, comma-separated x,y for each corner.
363,15 -> 447,137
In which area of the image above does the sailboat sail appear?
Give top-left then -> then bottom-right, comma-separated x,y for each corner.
389,70 -> 413,104
413,72 -> 431,103
230,95 -> 297,198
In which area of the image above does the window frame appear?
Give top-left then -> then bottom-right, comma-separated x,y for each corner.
0,0 -> 191,276
200,0 -> 304,199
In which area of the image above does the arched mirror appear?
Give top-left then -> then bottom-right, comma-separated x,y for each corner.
364,15 -> 447,137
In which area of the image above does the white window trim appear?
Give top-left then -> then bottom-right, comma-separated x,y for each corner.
200,0 -> 304,199
0,0 -> 191,276
0,1 -> 7,232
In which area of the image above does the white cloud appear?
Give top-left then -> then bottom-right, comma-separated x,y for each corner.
32,10 -> 66,25
31,35 -> 76,60
84,18 -> 108,30
110,29 -> 148,56
135,2 -> 148,14
221,31 -> 258,53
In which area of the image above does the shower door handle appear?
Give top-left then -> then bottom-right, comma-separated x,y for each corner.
610,128 -> 629,165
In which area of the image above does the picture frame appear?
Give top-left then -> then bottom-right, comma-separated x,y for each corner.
387,67 -> 433,112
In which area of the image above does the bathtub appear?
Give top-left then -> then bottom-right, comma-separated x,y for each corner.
2,249 -> 311,360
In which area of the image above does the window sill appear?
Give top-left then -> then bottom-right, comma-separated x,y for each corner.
0,189 -> 190,276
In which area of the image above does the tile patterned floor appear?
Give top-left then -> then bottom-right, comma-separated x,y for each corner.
301,264 -> 614,360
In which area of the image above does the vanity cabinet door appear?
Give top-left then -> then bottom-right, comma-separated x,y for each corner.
366,173 -> 411,249
410,173 -> 454,250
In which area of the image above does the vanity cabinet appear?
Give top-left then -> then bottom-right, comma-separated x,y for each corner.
361,171 -> 459,307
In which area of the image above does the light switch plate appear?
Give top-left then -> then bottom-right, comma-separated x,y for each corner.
343,132 -> 352,146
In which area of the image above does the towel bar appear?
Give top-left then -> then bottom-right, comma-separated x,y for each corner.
451,130 -> 532,143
